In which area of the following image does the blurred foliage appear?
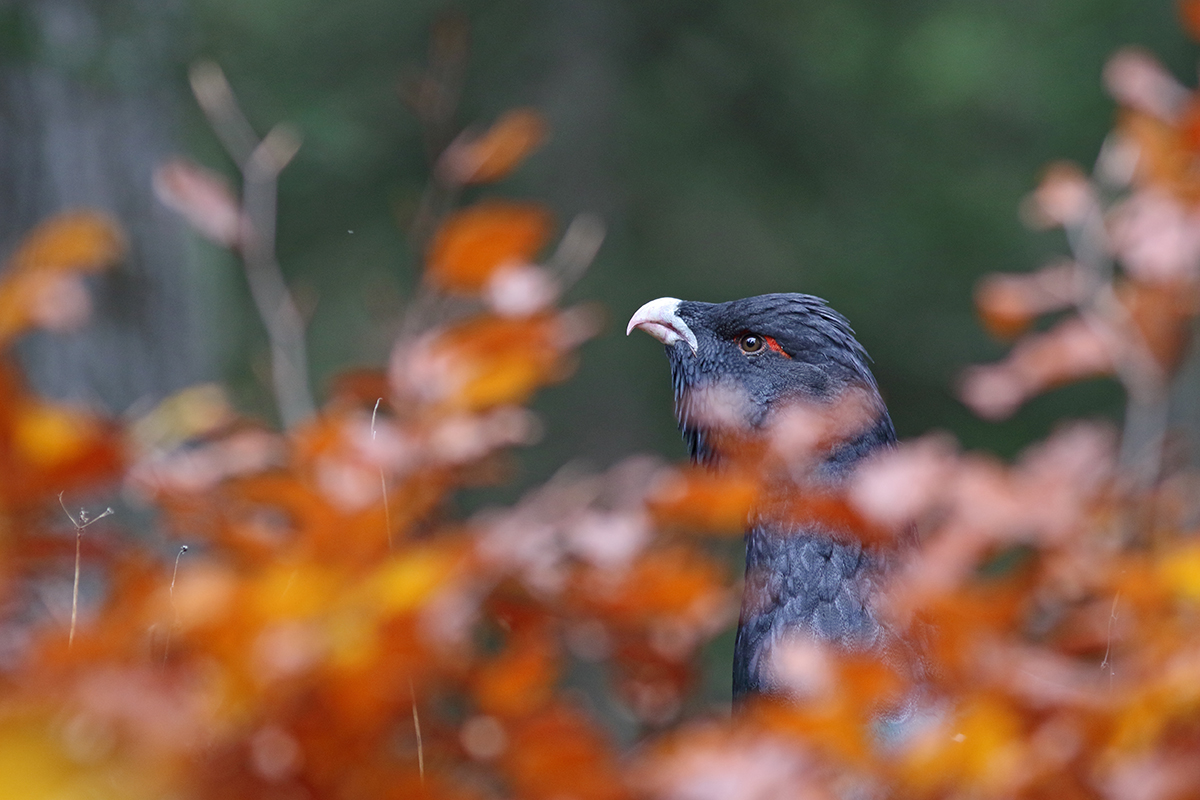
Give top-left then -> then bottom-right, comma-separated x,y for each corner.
3,20 -> 1200,792
2,3 -> 1200,798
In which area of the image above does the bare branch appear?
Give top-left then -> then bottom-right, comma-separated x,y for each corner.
549,213 -> 606,291
189,61 -> 259,167
1060,158 -> 1173,486
188,65 -> 316,427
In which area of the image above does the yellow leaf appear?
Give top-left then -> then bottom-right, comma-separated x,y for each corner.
0,714 -> 159,800
252,562 -> 340,621
0,212 -> 125,344
1159,542 -> 1200,601
7,212 -> 125,275
13,403 -> 99,468
901,695 -> 1025,793
372,545 -> 459,612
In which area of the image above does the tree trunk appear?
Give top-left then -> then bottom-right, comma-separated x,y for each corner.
0,0 -> 202,411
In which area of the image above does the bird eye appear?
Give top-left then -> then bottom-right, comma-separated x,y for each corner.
738,333 -> 765,354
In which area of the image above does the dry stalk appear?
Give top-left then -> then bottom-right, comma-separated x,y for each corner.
57,493 -> 113,649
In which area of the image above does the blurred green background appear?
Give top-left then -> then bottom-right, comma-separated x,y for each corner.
199,0 -> 1196,474
3,0 -> 1196,481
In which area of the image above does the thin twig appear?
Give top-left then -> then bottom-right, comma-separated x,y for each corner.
1065,163 -> 1171,487
282,569 -> 298,601
398,16 -> 470,343
1100,592 -> 1120,691
372,398 -> 393,550
188,62 -> 258,166
170,545 -> 188,597
407,12 -> 469,165
163,545 -> 188,666
410,677 -> 425,784
57,493 -> 113,649
189,62 -> 315,428
548,214 -> 606,292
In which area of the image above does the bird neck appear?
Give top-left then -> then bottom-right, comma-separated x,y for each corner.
814,409 -> 897,483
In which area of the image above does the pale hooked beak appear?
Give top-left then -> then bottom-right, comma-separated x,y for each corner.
626,297 -> 698,354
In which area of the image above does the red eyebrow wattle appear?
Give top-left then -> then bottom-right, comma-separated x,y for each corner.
763,336 -> 790,357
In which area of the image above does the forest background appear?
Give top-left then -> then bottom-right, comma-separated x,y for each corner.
10,0 -> 1196,477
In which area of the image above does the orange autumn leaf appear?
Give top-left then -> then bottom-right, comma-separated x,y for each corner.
13,403 -> 107,470
409,314 -> 573,410
371,542 -> 466,613
6,212 -> 125,275
1179,94 -> 1200,152
426,201 -> 553,292
445,108 -> 549,185
1156,541 -> 1200,601
647,467 -> 758,534
910,582 -> 1029,673
837,654 -> 906,711
0,392 -> 124,505
1117,279 -> 1200,372
610,638 -> 693,716
1119,110 -> 1200,204
974,261 -> 1082,341
164,560 -> 240,632
584,547 -> 728,625
325,369 -> 391,409
474,632 -> 558,718
775,491 -> 888,546
959,315 -> 1117,420
0,212 -> 125,344
900,694 -> 1028,794
1022,162 -> 1095,229
1181,0 -> 1200,42
502,707 -> 628,800
249,560 -> 342,622
750,696 -> 875,767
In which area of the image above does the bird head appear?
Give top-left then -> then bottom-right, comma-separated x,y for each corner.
627,293 -> 894,474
